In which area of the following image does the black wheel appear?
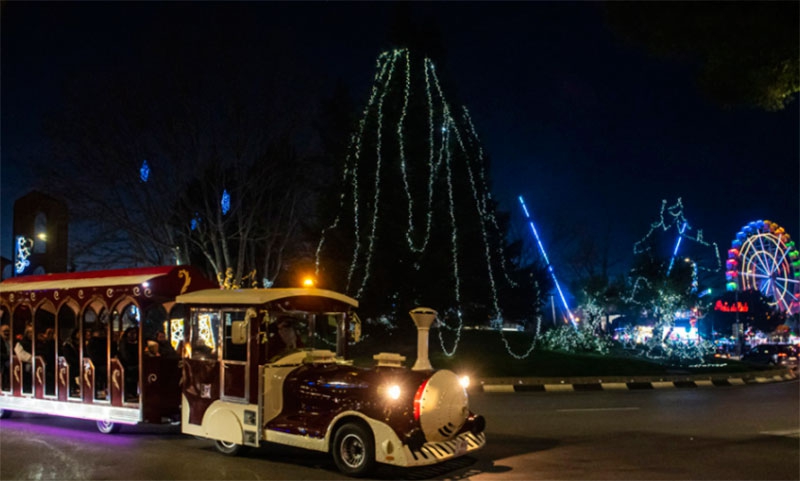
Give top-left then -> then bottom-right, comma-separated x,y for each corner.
332,422 -> 375,477
214,440 -> 249,456
0,408 -> 12,419
96,420 -> 121,434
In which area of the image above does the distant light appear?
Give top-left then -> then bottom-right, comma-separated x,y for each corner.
221,189 -> 231,215
303,277 -> 315,287
459,376 -> 470,389
37,233 -> 47,241
140,160 -> 150,182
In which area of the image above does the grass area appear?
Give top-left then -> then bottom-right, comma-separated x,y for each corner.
348,328 -> 762,378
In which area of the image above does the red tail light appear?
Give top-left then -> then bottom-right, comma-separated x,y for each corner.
413,378 -> 429,421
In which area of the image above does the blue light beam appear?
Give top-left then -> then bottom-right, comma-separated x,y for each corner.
518,196 -> 576,327
666,221 -> 688,276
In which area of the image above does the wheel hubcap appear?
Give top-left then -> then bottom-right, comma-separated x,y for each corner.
340,433 -> 364,468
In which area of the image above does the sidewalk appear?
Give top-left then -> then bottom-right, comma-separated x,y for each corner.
473,367 -> 798,393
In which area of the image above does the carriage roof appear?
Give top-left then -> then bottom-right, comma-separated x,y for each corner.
0,266 -> 215,296
174,288 -> 359,308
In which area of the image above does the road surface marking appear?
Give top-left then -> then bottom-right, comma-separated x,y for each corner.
557,407 -> 640,413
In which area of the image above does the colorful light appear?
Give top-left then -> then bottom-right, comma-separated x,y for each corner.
726,219 -> 800,314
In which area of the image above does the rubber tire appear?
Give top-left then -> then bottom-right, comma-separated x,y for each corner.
0,408 -> 12,419
214,440 -> 249,456
96,420 -> 121,434
332,422 -> 376,477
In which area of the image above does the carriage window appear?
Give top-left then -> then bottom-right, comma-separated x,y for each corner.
223,311 -> 247,362
190,309 -> 219,360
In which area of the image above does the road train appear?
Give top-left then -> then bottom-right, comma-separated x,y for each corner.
0,266 -> 485,476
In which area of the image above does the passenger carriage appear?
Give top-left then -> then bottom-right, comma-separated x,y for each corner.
0,266 -> 485,476
0,266 -> 216,432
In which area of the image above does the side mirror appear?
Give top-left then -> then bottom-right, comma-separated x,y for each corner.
231,321 -> 248,345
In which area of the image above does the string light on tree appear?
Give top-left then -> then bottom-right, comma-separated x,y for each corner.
315,48 -> 531,358
624,199 -> 720,362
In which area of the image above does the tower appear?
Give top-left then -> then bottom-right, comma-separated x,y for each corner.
12,191 -> 68,276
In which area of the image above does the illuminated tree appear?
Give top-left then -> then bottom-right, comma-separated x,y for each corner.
314,49 -> 546,334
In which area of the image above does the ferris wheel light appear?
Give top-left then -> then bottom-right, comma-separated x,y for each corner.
728,220 -> 800,315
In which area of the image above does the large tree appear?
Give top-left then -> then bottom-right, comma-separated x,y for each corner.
605,2 -> 799,111
314,47 -> 547,328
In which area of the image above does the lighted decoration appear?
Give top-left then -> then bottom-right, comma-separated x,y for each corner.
714,300 -> 749,313
726,220 -> 800,315
624,199 -> 719,362
140,160 -> 150,183
197,313 -> 216,351
628,198 -> 722,302
190,212 -> 201,231
314,49 -> 525,357
519,195 -> 575,326
165,318 -> 185,350
14,236 -> 33,274
666,222 -> 688,276
221,189 -> 231,216
633,199 -> 721,267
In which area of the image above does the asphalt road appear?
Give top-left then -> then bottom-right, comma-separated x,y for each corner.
1,381 -> 797,480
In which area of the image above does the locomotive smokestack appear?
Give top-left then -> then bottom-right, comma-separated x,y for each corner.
409,307 -> 437,371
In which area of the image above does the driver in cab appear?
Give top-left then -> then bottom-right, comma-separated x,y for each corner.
267,317 -> 303,361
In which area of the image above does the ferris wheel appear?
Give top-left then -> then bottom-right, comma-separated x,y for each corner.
726,220 -> 800,315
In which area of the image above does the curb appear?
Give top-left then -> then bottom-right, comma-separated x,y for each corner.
473,368 -> 798,393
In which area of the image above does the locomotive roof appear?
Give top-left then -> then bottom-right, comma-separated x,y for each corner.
175,288 -> 359,308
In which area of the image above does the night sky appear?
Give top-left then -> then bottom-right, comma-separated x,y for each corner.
2,2 -> 798,285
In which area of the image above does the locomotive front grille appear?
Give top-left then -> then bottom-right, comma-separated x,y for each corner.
406,431 -> 485,464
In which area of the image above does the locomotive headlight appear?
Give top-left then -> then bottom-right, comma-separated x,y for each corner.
459,375 -> 470,389
384,384 -> 401,400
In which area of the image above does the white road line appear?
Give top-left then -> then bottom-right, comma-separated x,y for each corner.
557,407 -> 640,413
